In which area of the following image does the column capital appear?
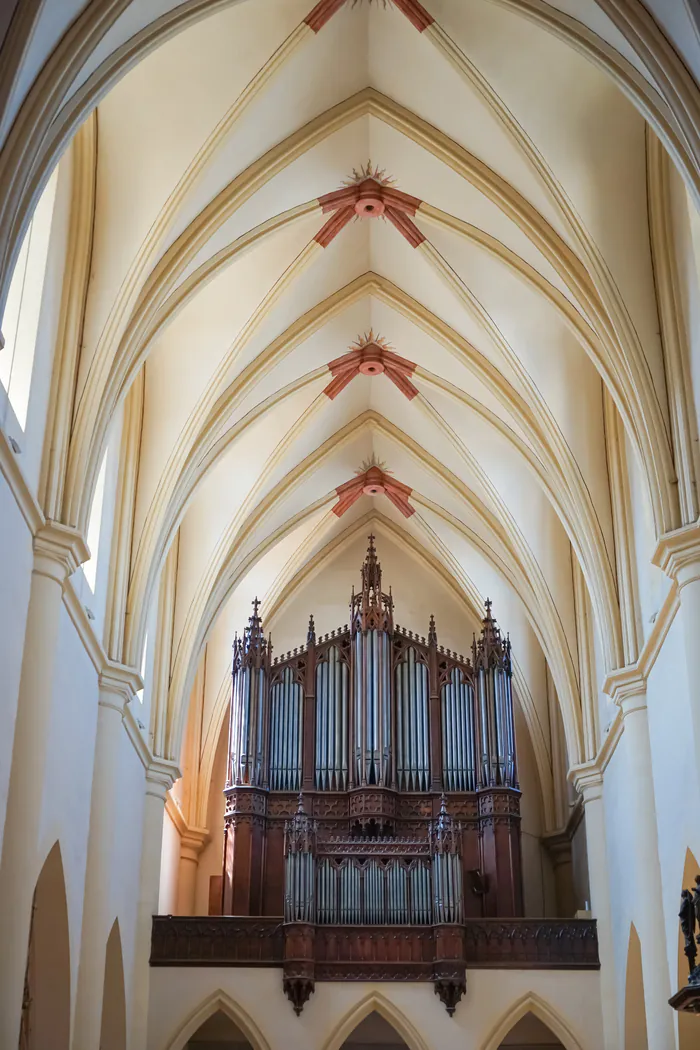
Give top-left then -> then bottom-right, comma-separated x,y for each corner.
603,664 -> 646,708
181,827 -> 210,863
569,760 -> 604,802
145,757 -> 182,801
653,520 -> 700,588
99,661 -> 143,714
33,521 -> 90,582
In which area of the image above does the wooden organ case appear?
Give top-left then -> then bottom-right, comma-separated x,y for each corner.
220,536 -> 523,1013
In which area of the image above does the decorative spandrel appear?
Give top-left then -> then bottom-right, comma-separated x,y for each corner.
221,536 -> 524,1013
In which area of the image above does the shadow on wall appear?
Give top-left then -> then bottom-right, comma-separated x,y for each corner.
624,923 -> 648,1050
19,841 -> 70,1050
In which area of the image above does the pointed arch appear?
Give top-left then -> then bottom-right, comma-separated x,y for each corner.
99,919 -> 126,1050
624,923 -> 649,1050
21,841 -> 71,1050
322,991 -> 429,1050
481,991 -> 584,1050
162,989 -> 271,1050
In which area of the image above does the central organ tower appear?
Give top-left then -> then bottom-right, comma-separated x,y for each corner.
219,537 -> 522,1010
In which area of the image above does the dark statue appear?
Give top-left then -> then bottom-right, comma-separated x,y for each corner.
671,874 -> 700,1013
680,888 -> 696,977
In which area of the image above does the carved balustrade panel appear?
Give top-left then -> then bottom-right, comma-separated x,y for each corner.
150,916 -> 599,970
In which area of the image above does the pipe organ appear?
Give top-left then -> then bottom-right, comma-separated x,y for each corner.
220,537 -> 523,1010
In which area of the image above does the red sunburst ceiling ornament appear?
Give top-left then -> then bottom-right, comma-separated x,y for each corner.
333,458 -> 414,517
314,163 -> 425,248
323,330 -> 419,400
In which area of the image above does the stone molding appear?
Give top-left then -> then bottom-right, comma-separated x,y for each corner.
99,661 -> 143,709
653,520 -> 700,588
569,760 -> 605,804
146,757 -> 182,802
33,519 -> 90,582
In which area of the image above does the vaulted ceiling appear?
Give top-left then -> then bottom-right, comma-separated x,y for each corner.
6,0 -> 700,783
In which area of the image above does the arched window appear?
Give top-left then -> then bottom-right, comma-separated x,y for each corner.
0,169 -> 58,431
84,446 -> 108,592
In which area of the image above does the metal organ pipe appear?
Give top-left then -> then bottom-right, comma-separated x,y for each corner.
354,630 -> 391,785
269,669 -> 303,790
395,648 -> 429,791
440,668 -> 476,792
315,646 -> 349,790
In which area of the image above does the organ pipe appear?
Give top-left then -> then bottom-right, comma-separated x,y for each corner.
269,668 -> 303,791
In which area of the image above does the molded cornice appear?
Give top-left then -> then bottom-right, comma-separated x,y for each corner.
653,519 -> 700,587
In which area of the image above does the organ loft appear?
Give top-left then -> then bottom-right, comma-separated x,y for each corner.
218,536 -> 524,1013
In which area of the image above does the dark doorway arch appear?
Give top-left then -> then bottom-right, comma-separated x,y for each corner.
19,841 -> 71,1050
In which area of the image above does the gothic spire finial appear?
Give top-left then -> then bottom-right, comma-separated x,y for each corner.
307,614 -> 316,646
428,613 -> 437,646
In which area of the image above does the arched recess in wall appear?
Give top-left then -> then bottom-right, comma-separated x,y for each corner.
677,848 -> 700,1049
481,992 -> 583,1050
163,990 -> 269,1050
493,1012 -> 565,1048
18,841 -> 70,1050
338,1009 -> 409,1048
99,919 -> 126,1050
323,992 -> 429,1050
624,923 -> 649,1050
